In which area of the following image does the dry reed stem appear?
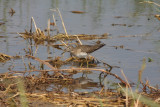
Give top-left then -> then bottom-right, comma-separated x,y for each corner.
118,83 -> 129,106
17,32 -> 23,37
140,1 -> 160,7
31,17 -> 39,35
155,97 -> 160,103
30,18 -> 32,33
120,69 -> 135,104
8,92 -> 20,99
99,86 -> 104,94
56,8 -> 69,38
60,40 -> 68,47
75,35 -> 82,45
135,94 -> 141,107
52,14 -> 56,26
126,85 -> 129,107
22,55 -> 27,70
34,46 -> 39,57
140,1 -> 160,12
4,83 -> 18,95
137,58 -> 146,91
47,19 -> 50,37
52,13 -> 59,33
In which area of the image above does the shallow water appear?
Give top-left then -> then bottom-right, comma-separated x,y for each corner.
0,0 -> 160,88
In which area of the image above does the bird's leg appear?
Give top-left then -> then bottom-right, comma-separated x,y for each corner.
86,56 -> 90,68
80,60 -> 83,67
86,58 -> 89,68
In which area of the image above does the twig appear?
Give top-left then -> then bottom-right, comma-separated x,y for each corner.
8,92 -> 20,99
140,81 -> 160,92
25,55 -> 56,70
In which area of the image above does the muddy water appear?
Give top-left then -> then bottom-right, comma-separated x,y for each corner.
0,0 -> 160,88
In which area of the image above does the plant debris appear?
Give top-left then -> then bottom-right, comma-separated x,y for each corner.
155,14 -> 160,21
0,53 -> 12,62
8,8 -> 15,16
0,22 -> 5,26
71,11 -> 85,14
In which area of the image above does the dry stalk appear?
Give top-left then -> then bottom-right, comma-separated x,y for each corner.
118,83 -> 128,106
47,18 -> 50,37
126,85 -> 129,107
60,40 -> 68,47
30,18 -> 32,33
135,94 -> 141,107
52,13 -> 59,33
75,35 -> 82,45
31,17 -> 39,35
26,93 -> 57,104
56,8 -> 69,38
17,32 -> 23,37
22,55 -> 27,70
140,1 -> 160,12
3,82 -> 18,95
99,86 -> 104,94
8,92 -> 20,99
155,97 -> 160,103
120,69 -> 135,104
34,45 -> 39,57
137,58 -> 146,92
140,1 -> 160,7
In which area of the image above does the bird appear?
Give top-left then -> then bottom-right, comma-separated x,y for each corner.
65,43 -> 105,58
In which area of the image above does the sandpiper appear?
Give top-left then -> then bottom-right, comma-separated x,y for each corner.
66,43 -> 105,58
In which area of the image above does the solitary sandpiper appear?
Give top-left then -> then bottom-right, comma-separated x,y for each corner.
65,43 -> 105,58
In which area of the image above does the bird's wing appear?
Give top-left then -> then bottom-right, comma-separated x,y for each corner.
77,44 -> 105,53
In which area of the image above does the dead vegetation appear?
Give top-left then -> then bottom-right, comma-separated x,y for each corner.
0,53 -> 12,62
0,58 -> 160,106
0,8 -> 160,107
